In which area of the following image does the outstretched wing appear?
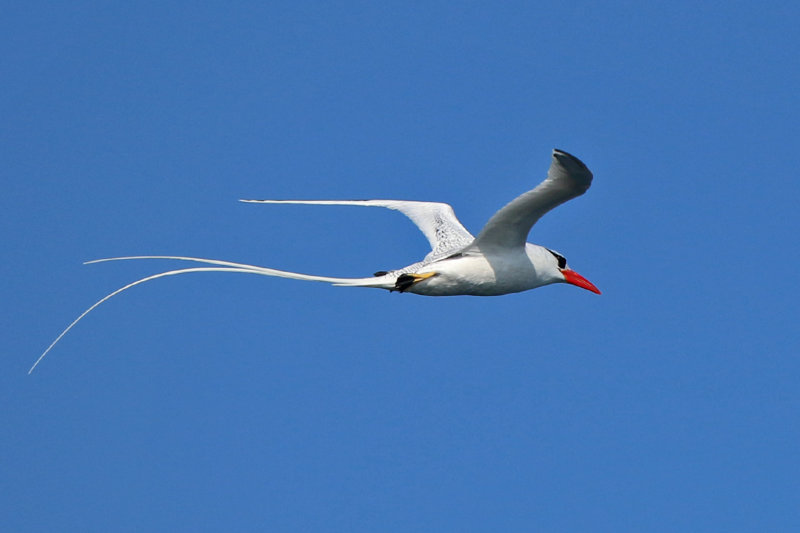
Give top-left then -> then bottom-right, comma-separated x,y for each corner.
471,149 -> 593,251
240,199 -> 475,259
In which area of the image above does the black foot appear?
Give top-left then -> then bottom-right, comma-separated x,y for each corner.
393,274 -> 416,293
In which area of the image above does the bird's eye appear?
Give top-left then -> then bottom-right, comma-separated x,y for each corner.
547,249 -> 567,269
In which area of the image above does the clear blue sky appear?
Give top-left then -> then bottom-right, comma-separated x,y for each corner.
4,2 -> 799,531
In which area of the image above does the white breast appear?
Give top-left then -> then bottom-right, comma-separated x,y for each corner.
408,250 -> 544,296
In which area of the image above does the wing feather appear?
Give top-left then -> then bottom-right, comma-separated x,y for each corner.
240,199 -> 474,259
471,149 -> 593,251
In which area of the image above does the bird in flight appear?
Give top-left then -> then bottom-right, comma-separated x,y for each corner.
30,149 -> 599,373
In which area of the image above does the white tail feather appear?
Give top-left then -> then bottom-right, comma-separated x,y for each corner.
30,256 -> 395,373
86,255 -> 380,285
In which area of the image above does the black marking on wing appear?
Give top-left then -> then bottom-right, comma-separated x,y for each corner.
553,149 -> 590,171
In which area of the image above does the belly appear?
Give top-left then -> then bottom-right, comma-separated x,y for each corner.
407,254 -> 538,296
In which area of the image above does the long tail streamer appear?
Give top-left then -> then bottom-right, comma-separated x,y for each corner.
30,256 -> 389,374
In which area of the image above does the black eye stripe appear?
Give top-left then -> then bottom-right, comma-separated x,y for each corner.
547,249 -> 567,269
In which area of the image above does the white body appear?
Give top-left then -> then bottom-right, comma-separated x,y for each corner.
407,244 -> 560,296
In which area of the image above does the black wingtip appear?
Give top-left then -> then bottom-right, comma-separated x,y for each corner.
552,148 -> 589,171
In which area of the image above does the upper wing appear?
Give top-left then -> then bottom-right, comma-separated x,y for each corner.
240,199 -> 475,259
470,149 -> 593,251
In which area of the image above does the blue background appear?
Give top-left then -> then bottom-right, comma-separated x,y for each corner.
4,2 -> 799,531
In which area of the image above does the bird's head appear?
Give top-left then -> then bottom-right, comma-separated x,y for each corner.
544,248 -> 601,294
